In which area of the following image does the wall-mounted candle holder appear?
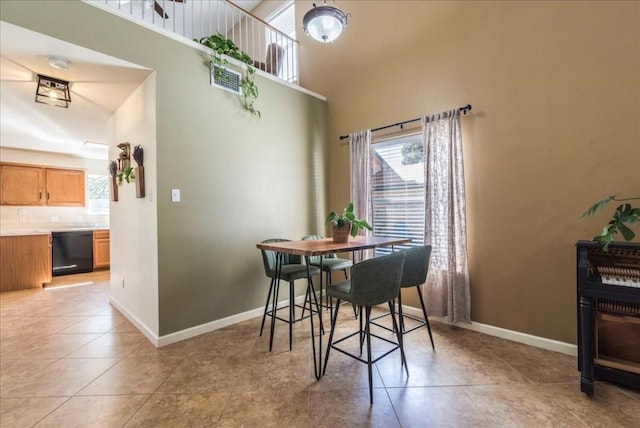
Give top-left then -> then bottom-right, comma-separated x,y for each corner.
117,142 -> 131,172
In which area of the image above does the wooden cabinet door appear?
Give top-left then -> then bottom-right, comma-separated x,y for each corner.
0,164 -> 44,205
93,230 -> 110,269
45,168 -> 85,206
0,234 -> 52,292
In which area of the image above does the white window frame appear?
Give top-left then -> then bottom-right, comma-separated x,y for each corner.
87,173 -> 110,214
370,132 -> 425,255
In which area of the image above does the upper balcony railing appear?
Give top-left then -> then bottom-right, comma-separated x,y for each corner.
86,0 -> 299,84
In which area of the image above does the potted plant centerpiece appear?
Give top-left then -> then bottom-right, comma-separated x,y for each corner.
325,201 -> 373,243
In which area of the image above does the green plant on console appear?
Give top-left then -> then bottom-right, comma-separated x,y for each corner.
195,33 -> 260,118
582,195 -> 640,250
326,201 -> 374,237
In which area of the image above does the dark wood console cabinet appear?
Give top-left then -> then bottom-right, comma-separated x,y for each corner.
576,240 -> 640,395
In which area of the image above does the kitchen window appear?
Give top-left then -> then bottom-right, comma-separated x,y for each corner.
87,174 -> 109,214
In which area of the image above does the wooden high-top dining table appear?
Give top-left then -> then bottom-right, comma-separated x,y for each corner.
256,236 -> 410,379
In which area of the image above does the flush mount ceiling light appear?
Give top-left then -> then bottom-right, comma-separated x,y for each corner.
35,74 -> 71,108
303,1 -> 349,43
47,56 -> 70,70
84,141 -> 109,149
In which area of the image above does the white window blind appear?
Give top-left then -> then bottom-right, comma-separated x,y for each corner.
370,134 -> 425,254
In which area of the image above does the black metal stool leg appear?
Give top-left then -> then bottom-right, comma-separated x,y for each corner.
289,280 -> 295,351
359,305 -> 364,354
269,277 -> 280,352
398,292 -> 405,333
365,306 -> 374,405
390,301 -> 409,376
325,271 -> 331,310
416,285 -> 435,350
260,277 -> 275,336
323,298 -> 341,376
309,279 -> 324,335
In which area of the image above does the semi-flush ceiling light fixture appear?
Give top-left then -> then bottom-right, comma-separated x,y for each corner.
35,74 -> 71,108
303,1 -> 349,43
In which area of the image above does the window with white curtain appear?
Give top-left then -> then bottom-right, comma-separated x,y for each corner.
265,0 -> 297,82
370,133 -> 425,255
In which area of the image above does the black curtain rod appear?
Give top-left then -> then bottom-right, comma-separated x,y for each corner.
338,104 -> 472,141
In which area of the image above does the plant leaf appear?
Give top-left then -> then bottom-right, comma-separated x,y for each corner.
325,212 -> 337,224
618,223 -> 636,241
345,201 -> 354,214
581,195 -> 616,218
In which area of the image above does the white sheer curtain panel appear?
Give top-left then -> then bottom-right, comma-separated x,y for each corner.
421,109 -> 471,323
349,129 -> 373,262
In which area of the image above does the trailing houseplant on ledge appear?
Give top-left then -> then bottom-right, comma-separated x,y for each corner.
582,195 -> 640,250
195,33 -> 260,118
326,201 -> 373,242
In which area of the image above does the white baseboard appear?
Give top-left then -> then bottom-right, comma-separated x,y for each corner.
156,295 -> 316,347
400,305 -> 577,356
110,294 -> 577,356
156,306 -> 266,347
108,296 -> 160,346
109,295 -> 308,348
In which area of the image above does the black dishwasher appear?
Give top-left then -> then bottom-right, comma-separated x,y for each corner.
52,231 -> 94,276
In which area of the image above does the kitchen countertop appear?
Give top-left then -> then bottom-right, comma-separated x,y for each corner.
0,226 -> 109,237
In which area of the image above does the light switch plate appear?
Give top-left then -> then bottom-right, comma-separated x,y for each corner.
171,189 -> 181,202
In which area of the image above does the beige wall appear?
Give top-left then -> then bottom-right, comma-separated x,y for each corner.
298,0 -> 640,343
1,1 -> 328,337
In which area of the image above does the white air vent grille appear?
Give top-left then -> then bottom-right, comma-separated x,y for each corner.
211,64 -> 241,95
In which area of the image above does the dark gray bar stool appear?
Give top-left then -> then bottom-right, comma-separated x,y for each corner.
323,251 -> 408,404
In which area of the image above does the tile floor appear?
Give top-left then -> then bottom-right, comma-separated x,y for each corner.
1,272 -> 639,427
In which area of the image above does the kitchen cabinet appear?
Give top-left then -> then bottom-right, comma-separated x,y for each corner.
93,230 -> 110,269
0,234 -> 52,292
0,164 -> 44,205
0,163 -> 85,206
45,168 -> 85,206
